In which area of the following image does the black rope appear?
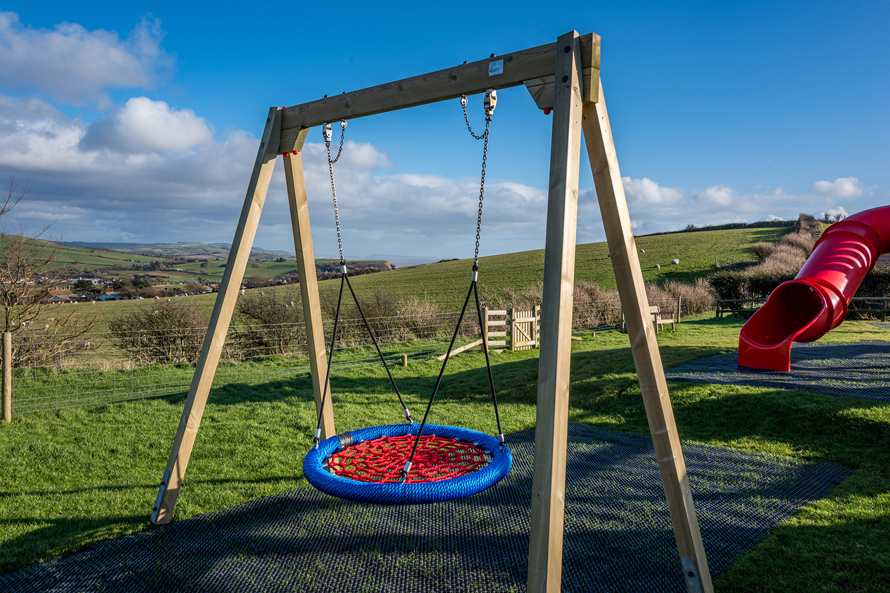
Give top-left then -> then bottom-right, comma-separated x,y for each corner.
401,92 -> 504,482
473,280 -> 503,443
313,274 -> 345,448
344,273 -> 413,423
402,278 -> 476,482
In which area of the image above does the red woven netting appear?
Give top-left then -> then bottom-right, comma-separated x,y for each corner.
327,434 -> 489,483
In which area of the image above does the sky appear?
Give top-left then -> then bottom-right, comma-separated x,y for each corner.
0,0 -> 887,260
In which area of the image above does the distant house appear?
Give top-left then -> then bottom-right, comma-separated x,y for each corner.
45,288 -> 74,303
96,293 -> 124,301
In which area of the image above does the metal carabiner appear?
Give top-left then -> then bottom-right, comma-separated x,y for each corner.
323,122 -> 333,146
484,89 -> 497,119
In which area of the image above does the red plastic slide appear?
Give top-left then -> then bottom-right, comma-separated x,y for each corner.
738,206 -> 890,371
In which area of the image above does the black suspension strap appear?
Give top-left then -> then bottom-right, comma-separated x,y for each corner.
313,121 -> 412,449
402,90 -> 503,482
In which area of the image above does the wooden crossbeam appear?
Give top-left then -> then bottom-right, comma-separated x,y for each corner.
278,35 -> 600,152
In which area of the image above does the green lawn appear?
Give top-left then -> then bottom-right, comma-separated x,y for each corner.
2,316 -> 889,591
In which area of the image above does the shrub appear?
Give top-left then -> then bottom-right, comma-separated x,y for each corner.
573,281 -> 622,329
856,267 -> 890,297
777,231 -> 815,256
662,279 -> 716,316
708,271 -> 749,301
750,242 -> 775,262
13,312 -> 95,368
109,300 -> 208,364
233,288 -> 305,357
396,295 -> 453,340
320,287 -> 408,346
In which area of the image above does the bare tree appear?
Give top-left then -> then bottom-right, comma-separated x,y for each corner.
0,178 -> 94,367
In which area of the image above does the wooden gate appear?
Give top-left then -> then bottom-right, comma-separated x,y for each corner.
511,306 -> 541,351
482,306 -> 541,352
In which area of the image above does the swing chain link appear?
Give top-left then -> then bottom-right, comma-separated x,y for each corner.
461,90 -> 496,268
324,120 -> 348,264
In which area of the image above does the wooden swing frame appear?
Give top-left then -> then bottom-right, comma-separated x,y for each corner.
149,31 -> 713,593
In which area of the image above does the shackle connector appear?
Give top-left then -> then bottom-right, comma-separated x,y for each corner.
484,89 -> 497,119
322,122 -> 333,146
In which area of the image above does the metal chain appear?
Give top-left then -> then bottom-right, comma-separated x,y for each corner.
473,119 -> 491,267
324,121 -> 348,263
461,93 -> 495,268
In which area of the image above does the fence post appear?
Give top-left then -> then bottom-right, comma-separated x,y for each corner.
481,306 -> 489,352
401,353 -> 408,367
3,332 -> 11,422
508,308 -> 516,352
677,296 -> 682,323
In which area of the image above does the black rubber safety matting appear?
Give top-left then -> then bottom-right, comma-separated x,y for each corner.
0,423 -> 851,593
665,340 -> 890,402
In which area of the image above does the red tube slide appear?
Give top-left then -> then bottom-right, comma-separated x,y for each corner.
738,206 -> 890,371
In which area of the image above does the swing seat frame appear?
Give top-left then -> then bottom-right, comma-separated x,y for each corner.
304,424 -> 513,504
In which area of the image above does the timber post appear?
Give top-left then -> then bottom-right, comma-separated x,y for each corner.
2,332 -> 10,422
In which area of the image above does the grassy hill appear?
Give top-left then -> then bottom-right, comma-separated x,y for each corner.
41,225 -> 790,330
330,226 -> 791,307
0,235 -> 166,272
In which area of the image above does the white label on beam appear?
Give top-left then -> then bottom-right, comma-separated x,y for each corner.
488,60 -> 504,76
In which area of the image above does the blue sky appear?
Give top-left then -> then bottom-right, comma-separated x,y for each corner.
0,1 -> 887,259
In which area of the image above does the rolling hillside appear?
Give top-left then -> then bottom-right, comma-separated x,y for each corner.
329,226 -> 791,307
31,225 -> 791,330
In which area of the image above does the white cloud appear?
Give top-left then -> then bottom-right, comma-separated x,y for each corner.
80,97 -> 214,154
0,12 -> 172,105
809,177 -> 863,198
695,185 -> 736,206
622,177 -> 683,207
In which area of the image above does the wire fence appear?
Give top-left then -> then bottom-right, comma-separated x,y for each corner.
6,291 -> 714,415
8,312 -> 477,415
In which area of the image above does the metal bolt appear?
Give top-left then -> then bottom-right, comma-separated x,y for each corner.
452,75 -> 457,81
564,45 -> 571,53
562,75 -> 568,83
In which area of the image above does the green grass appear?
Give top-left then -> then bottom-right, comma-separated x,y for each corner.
336,226 -> 790,306
2,316 -> 890,591
44,225 -> 787,331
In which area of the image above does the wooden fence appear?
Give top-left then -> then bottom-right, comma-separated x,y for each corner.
483,306 -> 542,352
716,296 -> 890,321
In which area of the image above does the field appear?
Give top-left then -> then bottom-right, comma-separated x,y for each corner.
36,225 -> 788,335
327,226 -> 790,307
176,257 -> 390,282
1,316 -> 889,591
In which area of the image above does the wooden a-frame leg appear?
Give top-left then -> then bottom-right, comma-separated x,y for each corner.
528,30 -> 584,593
283,142 -> 335,439
150,107 -> 282,525
581,88 -> 714,593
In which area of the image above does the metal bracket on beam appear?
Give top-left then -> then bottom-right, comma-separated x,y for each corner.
681,556 -> 704,593
150,469 -> 171,525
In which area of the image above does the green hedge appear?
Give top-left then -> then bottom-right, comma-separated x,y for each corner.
709,266 -> 890,300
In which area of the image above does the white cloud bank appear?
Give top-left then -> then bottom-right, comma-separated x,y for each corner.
0,12 -> 172,105
809,177 -> 863,198
80,97 -> 214,154
622,177 -> 682,207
